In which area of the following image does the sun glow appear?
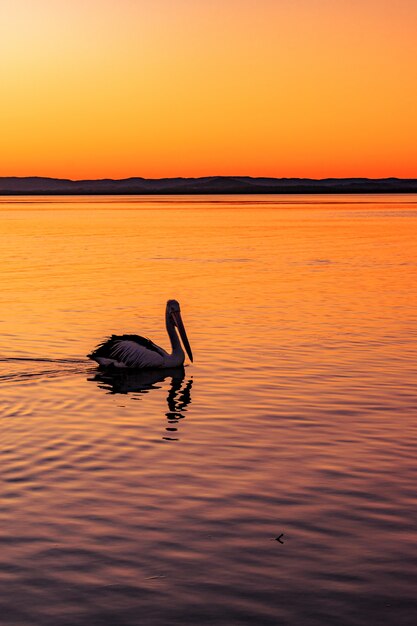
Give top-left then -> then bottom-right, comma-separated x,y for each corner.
1,0 -> 416,179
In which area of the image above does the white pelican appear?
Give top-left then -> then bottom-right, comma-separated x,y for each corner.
88,300 -> 193,369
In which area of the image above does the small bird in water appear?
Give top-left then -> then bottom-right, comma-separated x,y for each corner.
88,299 -> 193,369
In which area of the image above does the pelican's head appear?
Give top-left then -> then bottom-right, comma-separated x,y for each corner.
166,299 -> 193,363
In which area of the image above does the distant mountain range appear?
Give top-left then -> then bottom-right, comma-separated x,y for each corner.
1,176 -> 417,195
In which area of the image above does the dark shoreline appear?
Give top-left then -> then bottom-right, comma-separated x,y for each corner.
2,189 -> 417,196
1,176 -> 417,195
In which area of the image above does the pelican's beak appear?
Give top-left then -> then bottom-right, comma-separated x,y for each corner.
172,311 -> 193,363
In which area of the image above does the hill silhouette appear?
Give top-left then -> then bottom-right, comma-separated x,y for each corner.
1,176 -> 417,195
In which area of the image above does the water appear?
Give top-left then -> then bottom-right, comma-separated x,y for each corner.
0,194 -> 416,626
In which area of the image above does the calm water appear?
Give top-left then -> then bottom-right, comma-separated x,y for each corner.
0,195 -> 416,626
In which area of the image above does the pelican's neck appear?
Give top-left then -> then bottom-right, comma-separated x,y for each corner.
166,311 -> 183,356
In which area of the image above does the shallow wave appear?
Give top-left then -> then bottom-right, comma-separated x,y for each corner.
0,357 -> 89,382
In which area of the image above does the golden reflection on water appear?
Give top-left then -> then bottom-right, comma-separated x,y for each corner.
0,194 -> 417,625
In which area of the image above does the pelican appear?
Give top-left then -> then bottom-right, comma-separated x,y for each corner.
88,300 -> 193,369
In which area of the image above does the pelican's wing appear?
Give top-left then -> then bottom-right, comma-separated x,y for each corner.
88,334 -> 167,368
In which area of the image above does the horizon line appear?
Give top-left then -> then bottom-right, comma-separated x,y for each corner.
1,175 -> 417,182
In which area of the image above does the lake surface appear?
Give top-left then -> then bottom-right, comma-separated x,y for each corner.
0,194 -> 416,626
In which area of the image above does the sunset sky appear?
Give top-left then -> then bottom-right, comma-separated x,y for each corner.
1,0 -> 416,179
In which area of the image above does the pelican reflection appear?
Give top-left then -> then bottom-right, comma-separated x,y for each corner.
89,366 -> 193,441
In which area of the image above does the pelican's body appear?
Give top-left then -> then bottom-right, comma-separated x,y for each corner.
88,300 -> 193,369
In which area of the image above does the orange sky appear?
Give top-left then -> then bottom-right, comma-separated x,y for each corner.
0,0 -> 416,179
